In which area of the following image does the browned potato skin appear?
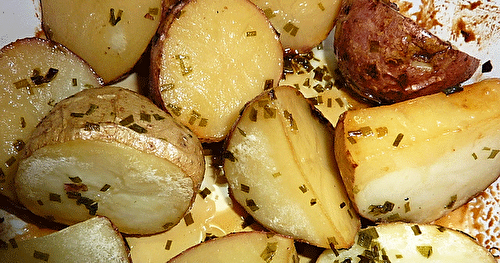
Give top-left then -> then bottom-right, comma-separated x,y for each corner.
334,0 -> 480,104
22,87 -> 205,192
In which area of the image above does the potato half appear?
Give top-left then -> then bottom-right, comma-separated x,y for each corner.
0,38 -> 103,202
15,87 -> 204,235
334,0 -> 480,104
317,223 -> 496,262
224,86 -> 360,249
168,231 -> 297,263
150,0 -> 283,142
41,0 -> 165,83
0,216 -> 131,263
335,78 -> 500,223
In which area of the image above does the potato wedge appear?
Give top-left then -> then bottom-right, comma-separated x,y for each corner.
168,231 -> 297,263
15,87 -> 204,235
316,223 -> 496,262
150,0 -> 283,142
41,0 -> 165,83
249,0 -> 342,52
0,37 -> 103,202
224,86 -> 360,248
0,216 -> 131,263
334,0 -> 480,104
334,78 -> 500,223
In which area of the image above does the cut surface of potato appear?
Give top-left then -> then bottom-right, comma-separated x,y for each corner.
316,223 -> 496,263
150,0 -> 283,142
249,0 -> 342,52
41,0 -> 163,83
0,37 -> 103,202
168,231 -> 297,263
224,86 -> 360,248
0,216 -> 131,263
334,0 -> 480,104
15,87 -> 204,235
335,78 -> 500,223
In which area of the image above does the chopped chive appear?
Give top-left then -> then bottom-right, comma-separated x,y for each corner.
340,202 -> 346,209
416,246 -> 433,258
328,237 -> 339,256
33,250 -> 50,261
445,194 -> 457,209
9,238 -> 17,248
13,79 -> 31,89
199,118 -> 208,127
20,117 -> 26,128
437,226 -> 446,232
310,198 -> 317,206
49,193 -> 61,202
405,201 -> 411,212
70,112 -> 85,118
283,22 -> 299,36
72,78 -> 78,86
237,127 -> 246,137
153,113 -> 165,120
160,83 -> 175,92
109,8 -> 123,26
84,122 -> 100,132
100,184 -> 111,192
472,152 -> 478,159
376,127 -> 388,137
128,123 -> 147,133
37,200 -> 44,206
246,30 -> 257,37
166,104 -> 182,116
69,176 -> 82,183
442,85 -> 463,95
411,225 -> 422,235
284,110 -> 298,131
140,112 -> 151,122
335,98 -> 344,107
260,242 -> 278,262
318,2 -> 325,10
175,55 -> 193,76
357,227 -> 379,248
272,172 -> 281,178
241,184 -> 250,193
165,240 -> 173,250
223,151 -> 237,162
299,184 -> 308,193
184,212 -> 194,226
368,201 -> 394,216
263,105 -> 276,119
249,107 -> 258,122
163,222 -> 175,229
241,215 -> 255,228
393,133 -> 404,147
119,115 -> 134,126
488,149 -> 500,159
246,199 -> 259,212
199,187 -> 211,198
359,126 -> 373,136
347,136 -> 357,144
263,8 -> 276,19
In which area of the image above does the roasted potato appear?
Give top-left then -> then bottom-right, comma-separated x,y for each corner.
317,223 -> 497,262
0,216 -> 131,263
15,87 -> 204,235
0,37 -> 103,202
168,231 -> 297,263
41,0 -> 167,83
334,78 -> 500,223
149,0 -> 283,142
334,0 -> 480,104
224,86 -> 360,249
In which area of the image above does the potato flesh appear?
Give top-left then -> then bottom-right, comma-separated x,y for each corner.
41,0 -> 163,83
15,139 -> 194,235
316,223 -> 496,262
0,216 -> 130,262
224,86 -> 359,248
249,0 -> 342,52
0,38 -> 102,202
335,78 -> 500,223
169,232 -> 297,263
152,0 -> 283,142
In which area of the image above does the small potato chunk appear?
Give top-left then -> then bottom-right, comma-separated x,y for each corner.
15,87 -> 204,235
41,0 -> 164,83
334,0 -> 480,104
335,79 -> 500,223
0,216 -> 131,263
224,86 -> 360,248
0,38 -> 103,202
168,232 -> 297,263
316,223 -> 496,263
249,0 -> 342,52
150,0 -> 283,142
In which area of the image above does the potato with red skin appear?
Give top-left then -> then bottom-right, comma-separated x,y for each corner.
334,0 -> 480,104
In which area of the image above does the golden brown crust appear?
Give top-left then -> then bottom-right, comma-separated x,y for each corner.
334,0 -> 480,104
